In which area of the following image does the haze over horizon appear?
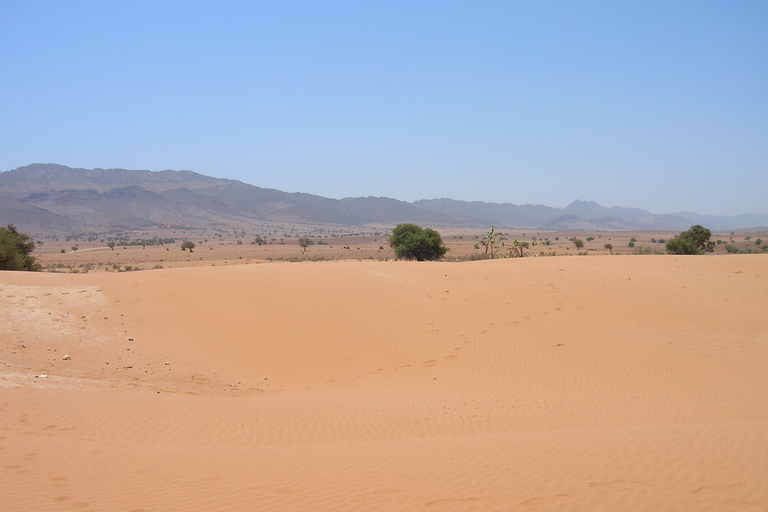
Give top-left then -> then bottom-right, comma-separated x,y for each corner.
2,2 -> 766,216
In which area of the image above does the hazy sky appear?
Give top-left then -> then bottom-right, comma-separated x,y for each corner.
1,1 -> 766,216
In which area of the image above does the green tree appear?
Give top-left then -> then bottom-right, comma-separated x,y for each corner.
666,225 -> 712,255
604,243 -> 613,254
389,224 -> 448,261
298,237 -> 314,253
0,225 -> 41,271
181,241 -> 196,252
572,238 -> 584,250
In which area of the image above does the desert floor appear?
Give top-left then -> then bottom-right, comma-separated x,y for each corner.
32,227 -> 767,273
1,255 -> 767,511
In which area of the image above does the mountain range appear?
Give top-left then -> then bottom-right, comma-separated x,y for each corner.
1,164 -> 766,233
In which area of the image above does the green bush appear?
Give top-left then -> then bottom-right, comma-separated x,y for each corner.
0,225 -> 41,271
666,225 -> 711,255
389,224 -> 448,261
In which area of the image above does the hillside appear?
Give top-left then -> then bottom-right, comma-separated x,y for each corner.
2,164 -> 766,232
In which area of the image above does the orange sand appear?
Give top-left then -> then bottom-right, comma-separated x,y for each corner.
2,256 -> 767,511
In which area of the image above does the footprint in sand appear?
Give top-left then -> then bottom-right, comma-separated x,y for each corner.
425,497 -> 480,507
520,494 -> 573,506
689,484 -> 745,496
52,495 -> 89,506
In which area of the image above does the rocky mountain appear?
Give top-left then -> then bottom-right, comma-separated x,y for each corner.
0,164 -> 474,232
1,164 -> 766,233
415,199 -> 768,231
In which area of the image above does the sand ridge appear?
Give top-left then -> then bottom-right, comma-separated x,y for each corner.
1,255 -> 767,511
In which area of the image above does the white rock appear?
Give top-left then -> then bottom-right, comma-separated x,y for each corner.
62,355 -> 71,360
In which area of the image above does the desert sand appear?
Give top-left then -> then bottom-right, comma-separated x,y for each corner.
1,255 -> 767,511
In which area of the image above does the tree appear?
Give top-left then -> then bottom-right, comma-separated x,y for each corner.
666,225 -> 711,255
181,241 -> 196,252
604,243 -> 613,254
107,241 -> 116,250
480,226 -> 505,258
298,237 -> 314,253
572,238 -> 584,250
389,224 -> 448,261
0,224 -> 41,271
506,238 -> 534,258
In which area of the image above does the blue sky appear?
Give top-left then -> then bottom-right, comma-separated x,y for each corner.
1,1 -> 766,216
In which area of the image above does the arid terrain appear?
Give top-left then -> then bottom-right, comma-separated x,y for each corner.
28,225 -> 768,273
2,250 -> 767,511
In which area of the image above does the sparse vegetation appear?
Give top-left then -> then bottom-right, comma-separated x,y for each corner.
478,227 -> 535,258
181,241 -> 196,252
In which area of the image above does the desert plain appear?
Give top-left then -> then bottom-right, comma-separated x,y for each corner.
1,253 -> 767,511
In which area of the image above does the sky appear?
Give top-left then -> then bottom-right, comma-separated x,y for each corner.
1,1 -> 766,216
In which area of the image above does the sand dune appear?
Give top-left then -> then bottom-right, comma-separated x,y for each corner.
2,256 -> 767,511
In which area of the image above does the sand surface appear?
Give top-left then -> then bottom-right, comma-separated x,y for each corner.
2,256 -> 767,511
